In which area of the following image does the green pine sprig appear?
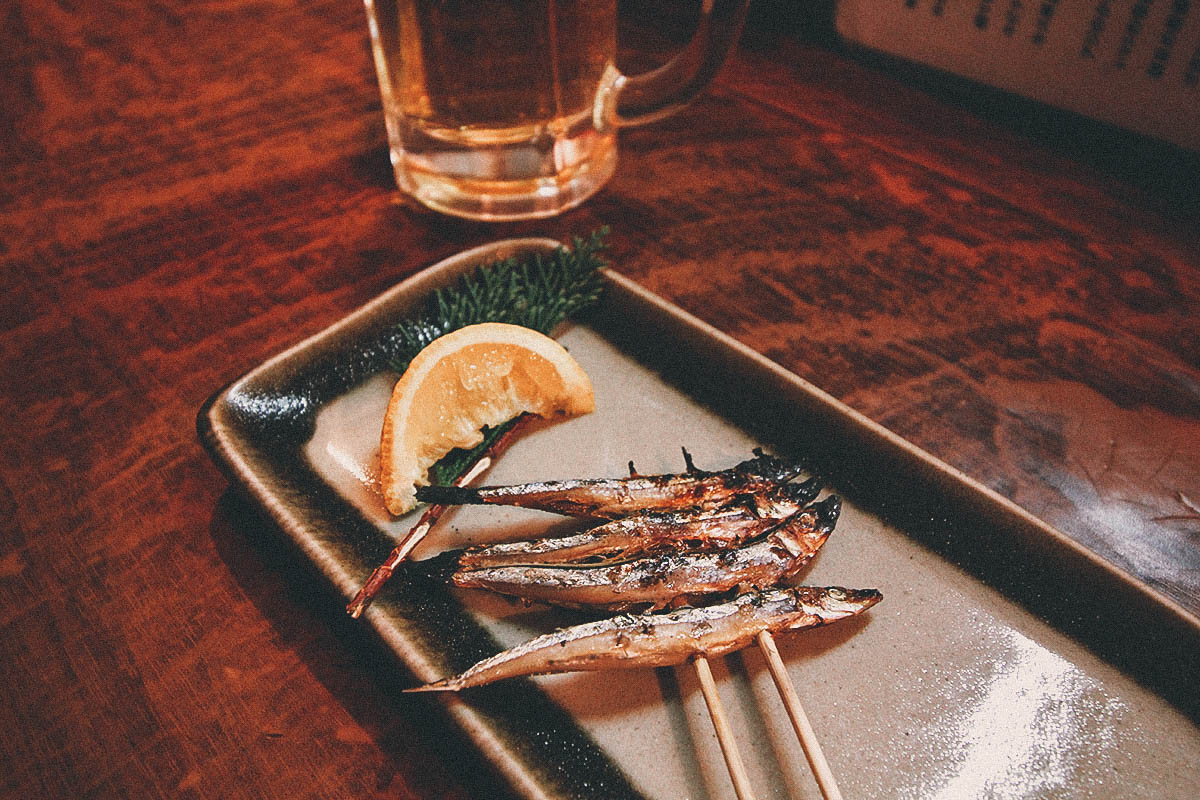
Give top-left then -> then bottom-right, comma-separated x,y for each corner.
389,228 -> 609,375
392,228 -> 610,485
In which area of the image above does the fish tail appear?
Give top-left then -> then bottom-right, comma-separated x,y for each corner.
451,570 -> 485,588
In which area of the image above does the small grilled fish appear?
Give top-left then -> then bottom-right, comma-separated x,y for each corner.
453,496 -> 840,611
408,585 -> 881,692
456,478 -> 824,570
416,448 -> 806,519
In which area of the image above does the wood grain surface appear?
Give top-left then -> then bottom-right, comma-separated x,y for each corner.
2,1 -> 1197,798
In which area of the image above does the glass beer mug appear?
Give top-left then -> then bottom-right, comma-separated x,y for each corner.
363,0 -> 750,220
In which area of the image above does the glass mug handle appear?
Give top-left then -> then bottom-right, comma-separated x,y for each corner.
596,0 -> 751,129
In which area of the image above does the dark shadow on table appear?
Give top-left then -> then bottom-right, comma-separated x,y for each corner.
209,486 -> 525,800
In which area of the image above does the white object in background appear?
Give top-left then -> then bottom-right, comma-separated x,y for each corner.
837,0 -> 1200,151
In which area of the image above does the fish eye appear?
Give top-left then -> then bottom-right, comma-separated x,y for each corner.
828,588 -> 846,600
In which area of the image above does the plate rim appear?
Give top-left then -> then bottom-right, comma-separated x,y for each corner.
198,238 -> 1200,798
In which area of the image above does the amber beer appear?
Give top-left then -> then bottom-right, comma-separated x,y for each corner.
363,0 -> 749,219
365,0 -> 616,219
378,0 -> 614,129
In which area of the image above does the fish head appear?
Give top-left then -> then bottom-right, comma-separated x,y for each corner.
796,586 -> 882,620
810,494 -> 841,531
769,494 -> 841,554
736,449 -> 806,484
755,477 -> 823,515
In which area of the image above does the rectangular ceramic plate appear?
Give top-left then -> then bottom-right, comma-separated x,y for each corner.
199,239 -> 1200,800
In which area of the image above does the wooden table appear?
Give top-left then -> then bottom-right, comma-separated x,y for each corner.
3,2 -> 1197,797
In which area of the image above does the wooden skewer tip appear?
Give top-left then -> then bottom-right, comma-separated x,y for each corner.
694,655 -> 757,800
756,631 -> 843,800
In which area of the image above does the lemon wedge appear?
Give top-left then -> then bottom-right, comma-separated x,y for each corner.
380,322 -> 594,515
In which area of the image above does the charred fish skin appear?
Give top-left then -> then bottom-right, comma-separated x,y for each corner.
408,585 -> 882,692
455,508 -> 777,570
764,475 -> 823,509
415,449 -> 809,518
453,496 -> 841,611
456,477 -> 826,570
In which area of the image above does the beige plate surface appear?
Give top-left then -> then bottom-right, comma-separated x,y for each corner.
201,239 -> 1200,800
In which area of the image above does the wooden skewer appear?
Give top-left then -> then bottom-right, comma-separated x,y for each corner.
756,630 -> 843,800
346,418 -> 529,618
694,655 -> 757,800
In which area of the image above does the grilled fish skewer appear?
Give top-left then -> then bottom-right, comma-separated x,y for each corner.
416,448 -> 806,519
453,496 -> 840,611
457,478 -> 823,570
408,586 -> 881,692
